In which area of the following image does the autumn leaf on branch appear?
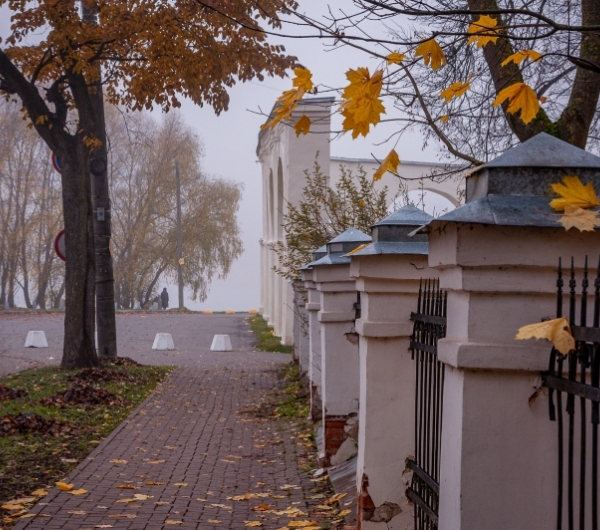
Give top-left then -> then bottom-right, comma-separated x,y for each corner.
294,115 -> 311,136
558,206 -> 600,232
373,149 -> 400,181
467,15 -> 500,48
340,68 -> 385,138
501,50 -> 543,67
493,83 -> 540,124
387,52 -> 406,65
292,67 -> 314,92
515,317 -> 575,355
262,68 -> 314,131
439,81 -> 471,103
415,39 -> 447,70
549,175 -> 600,211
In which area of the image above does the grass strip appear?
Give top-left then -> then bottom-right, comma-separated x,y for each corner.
0,363 -> 172,524
248,314 -> 293,353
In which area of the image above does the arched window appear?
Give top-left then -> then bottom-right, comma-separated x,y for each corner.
268,169 -> 274,240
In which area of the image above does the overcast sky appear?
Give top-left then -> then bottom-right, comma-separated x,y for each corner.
0,2 -> 450,311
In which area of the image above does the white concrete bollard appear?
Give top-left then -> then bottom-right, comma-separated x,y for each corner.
24,331 -> 48,348
210,334 -> 232,352
152,333 -> 175,350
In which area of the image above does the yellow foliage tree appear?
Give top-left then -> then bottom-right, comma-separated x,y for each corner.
0,0 -> 296,368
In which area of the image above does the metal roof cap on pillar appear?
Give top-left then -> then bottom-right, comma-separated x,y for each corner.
310,228 -> 372,266
415,132 -> 600,231
348,205 -> 432,256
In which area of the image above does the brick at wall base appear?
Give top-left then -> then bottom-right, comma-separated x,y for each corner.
357,473 -> 375,529
322,415 -> 351,467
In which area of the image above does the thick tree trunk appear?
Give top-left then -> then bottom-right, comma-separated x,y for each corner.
58,140 -> 99,369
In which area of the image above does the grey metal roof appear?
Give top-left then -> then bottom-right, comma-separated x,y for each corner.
484,133 -> 600,169
328,228 -> 372,244
310,253 -> 351,266
419,195 -> 600,229
347,241 -> 429,256
373,205 -> 433,227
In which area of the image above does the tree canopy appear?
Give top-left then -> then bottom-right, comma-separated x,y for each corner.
263,0 -> 600,169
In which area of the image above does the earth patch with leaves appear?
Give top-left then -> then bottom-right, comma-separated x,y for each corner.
0,363 -> 172,525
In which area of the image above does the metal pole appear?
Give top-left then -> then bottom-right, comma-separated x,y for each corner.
82,3 -> 117,358
175,162 -> 184,310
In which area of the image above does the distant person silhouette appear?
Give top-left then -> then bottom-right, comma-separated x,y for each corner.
161,288 -> 169,310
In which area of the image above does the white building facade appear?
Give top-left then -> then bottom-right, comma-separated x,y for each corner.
256,97 -> 463,344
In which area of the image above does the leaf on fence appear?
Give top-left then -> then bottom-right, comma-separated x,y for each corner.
550,176 -> 600,212
558,206 -> 600,232
515,317 -> 574,354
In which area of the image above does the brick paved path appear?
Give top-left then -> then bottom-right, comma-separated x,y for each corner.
8,314 -> 331,529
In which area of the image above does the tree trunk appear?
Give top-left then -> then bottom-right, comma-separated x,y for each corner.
58,140 -> 99,369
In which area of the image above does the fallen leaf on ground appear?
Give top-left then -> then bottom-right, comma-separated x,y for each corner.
68,510 -> 88,515
156,501 -> 171,505
244,522 -> 262,527
146,481 -> 166,485
252,504 -> 270,511
11,497 -> 36,504
327,493 -> 347,504
108,514 -> 137,519
69,489 -> 87,495
56,482 -> 74,491
31,489 -> 48,497
165,521 -> 183,525
208,520 -> 221,524
272,495 -> 287,499
516,317 -> 575,354
211,504 -> 232,509
173,483 -> 187,487
279,485 -> 299,490
95,526 -> 113,528
116,485 -> 139,490
287,521 -> 318,527
110,460 -> 128,465
2,504 -> 24,510
227,493 -> 270,501
147,460 -> 166,464
558,206 -> 600,231
338,509 -> 351,516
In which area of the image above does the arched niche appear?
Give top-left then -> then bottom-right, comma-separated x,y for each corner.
277,158 -> 284,240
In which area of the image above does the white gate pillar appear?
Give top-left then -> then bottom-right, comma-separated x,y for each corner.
350,205 -> 433,529
425,133 -> 600,530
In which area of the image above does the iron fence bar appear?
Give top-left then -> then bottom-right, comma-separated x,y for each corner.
406,488 -> 439,525
408,460 -> 440,494
543,375 -> 600,402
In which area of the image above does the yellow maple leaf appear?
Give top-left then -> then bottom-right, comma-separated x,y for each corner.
2,503 -> 25,511
415,39 -> 446,70
116,484 -> 138,490
294,115 -> 311,136
69,488 -> 88,495
244,522 -> 263,527
165,521 -> 183,525
261,88 -> 305,131
439,81 -> 471,103
515,317 -> 575,355
501,49 -> 543,67
340,68 -> 385,138
31,489 -> 48,497
287,521 -> 318,528
373,149 -> 400,181
549,175 -> 600,211
56,482 -> 74,491
493,82 -> 539,124
467,15 -> 500,47
558,206 -> 600,232
387,52 -> 406,65
327,492 -> 347,504
440,114 -> 449,123
292,67 -> 313,92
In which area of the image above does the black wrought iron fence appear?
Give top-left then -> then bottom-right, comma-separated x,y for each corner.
406,279 -> 447,530
543,256 -> 600,530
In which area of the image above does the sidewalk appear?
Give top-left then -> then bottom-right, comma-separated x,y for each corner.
12,319 -> 332,529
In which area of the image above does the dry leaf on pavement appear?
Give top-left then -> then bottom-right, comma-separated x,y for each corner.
165,520 -> 183,525
69,489 -> 88,495
244,522 -> 263,527
110,459 -> 128,465
31,489 -> 48,497
116,485 -> 138,490
56,481 -> 74,491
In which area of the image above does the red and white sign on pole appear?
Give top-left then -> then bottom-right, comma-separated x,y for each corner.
51,153 -> 62,174
54,229 -> 66,261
